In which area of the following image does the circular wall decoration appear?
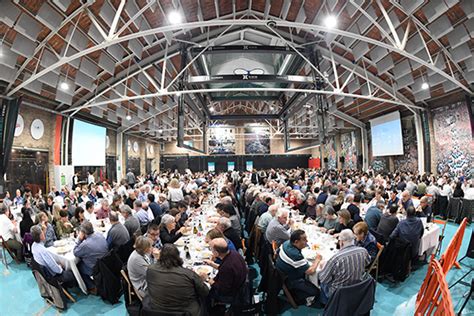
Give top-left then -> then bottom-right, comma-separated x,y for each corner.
106,135 -> 110,149
148,144 -> 154,155
133,141 -> 139,153
14,114 -> 24,137
30,119 -> 44,140
127,140 -> 132,151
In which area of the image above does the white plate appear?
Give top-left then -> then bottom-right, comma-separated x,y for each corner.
302,249 -> 318,260
193,265 -> 213,275
53,240 -> 68,247
175,239 -> 186,247
199,250 -> 213,259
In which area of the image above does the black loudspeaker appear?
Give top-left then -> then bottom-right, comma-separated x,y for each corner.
339,156 -> 345,163
324,158 -> 328,163
358,155 -> 363,164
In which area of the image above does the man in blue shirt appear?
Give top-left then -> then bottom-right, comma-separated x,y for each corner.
147,193 -> 163,220
73,221 -> 108,291
30,225 -> 76,287
276,230 -> 321,306
386,189 -> 399,209
364,200 -> 384,231
390,206 -> 424,260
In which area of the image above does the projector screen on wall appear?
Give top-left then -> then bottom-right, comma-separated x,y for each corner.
72,120 -> 106,166
370,111 -> 404,157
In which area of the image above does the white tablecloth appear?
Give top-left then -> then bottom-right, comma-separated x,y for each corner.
292,222 -> 338,287
419,223 -> 440,256
47,240 -> 88,294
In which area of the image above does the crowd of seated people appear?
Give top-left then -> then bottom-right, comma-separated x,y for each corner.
0,167 -> 473,314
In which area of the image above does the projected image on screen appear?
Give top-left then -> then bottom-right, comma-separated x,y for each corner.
72,120 -> 106,166
370,111 -> 404,157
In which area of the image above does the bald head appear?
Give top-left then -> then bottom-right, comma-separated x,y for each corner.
268,204 -> 279,216
210,237 -> 229,257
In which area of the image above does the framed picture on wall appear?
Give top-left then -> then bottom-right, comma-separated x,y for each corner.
244,126 -> 270,154
227,161 -> 235,171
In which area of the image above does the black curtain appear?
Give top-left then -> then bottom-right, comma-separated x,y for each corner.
0,97 -> 21,191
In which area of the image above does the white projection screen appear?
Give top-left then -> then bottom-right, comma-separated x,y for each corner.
72,120 -> 106,166
370,111 -> 404,157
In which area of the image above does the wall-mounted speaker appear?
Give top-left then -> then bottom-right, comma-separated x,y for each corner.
339,156 -> 345,163
324,157 -> 328,163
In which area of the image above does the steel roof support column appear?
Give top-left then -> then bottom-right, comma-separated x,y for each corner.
414,111 -> 425,174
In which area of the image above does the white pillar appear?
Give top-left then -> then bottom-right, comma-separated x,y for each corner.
116,132 -> 123,183
360,126 -> 369,171
414,112 -> 425,174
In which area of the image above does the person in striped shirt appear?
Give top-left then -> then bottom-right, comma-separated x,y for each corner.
319,229 -> 371,304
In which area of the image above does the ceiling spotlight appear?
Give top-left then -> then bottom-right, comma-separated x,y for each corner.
209,106 -> 215,112
59,81 -> 69,91
158,129 -> 163,134
176,91 -> 182,97
126,114 -> 132,121
270,106 -> 275,111
421,82 -> 429,90
324,15 -> 337,29
168,10 -> 182,25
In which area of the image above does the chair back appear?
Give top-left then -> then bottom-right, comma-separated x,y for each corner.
369,229 -> 385,245
275,268 -> 299,309
263,254 -> 284,315
415,258 -> 454,316
323,276 -> 376,316
252,226 -> 262,259
464,229 -> 474,259
439,218 -> 468,274
446,197 -> 463,222
460,198 -> 474,224
366,243 -> 384,280
0,236 -> 20,264
271,240 -> 278,260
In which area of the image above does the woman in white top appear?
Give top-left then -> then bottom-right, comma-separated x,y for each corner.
167,178 -> 184,208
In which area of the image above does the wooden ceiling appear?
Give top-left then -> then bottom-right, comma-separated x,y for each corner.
0,0 -> 472,140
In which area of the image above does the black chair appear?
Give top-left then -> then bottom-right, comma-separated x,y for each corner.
323,276 -> 376,316
436,196 -> 449,218
369,229 -> 386,245
30,259 -> 74,311
460,199 -> 474,224
446,197 -> 462,222
117,238 -> 135,264
93,250 -> 123,304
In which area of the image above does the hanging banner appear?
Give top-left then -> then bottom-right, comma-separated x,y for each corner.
208,162 -> 215,172
246,161 -> 253,172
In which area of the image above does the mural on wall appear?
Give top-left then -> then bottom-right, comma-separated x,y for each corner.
244,126 -> 270,154
324,136 -> 337,170
432,101 -> 474,178
208,126 -> 236,154
393,117 -> 418,172
340,131 -> 358,169
371,158 -> 388,173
